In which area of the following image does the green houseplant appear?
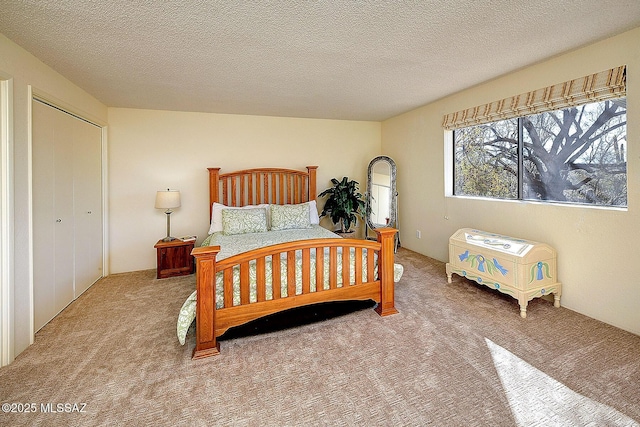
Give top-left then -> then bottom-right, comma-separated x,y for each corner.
318,177 -> 366,234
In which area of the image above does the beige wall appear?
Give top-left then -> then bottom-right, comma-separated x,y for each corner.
108,108 -> 380,273
0,33 -> 108,359
382,27 -> 640,336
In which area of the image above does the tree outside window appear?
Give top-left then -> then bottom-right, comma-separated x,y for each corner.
454,98 -> 627,207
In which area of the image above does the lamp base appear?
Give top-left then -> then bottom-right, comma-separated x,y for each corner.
163,210 -> 176,242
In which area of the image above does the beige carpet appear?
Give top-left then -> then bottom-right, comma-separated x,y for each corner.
1,248 -> 639,426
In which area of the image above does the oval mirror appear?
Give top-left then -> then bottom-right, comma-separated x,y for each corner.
366,156 -> 397,232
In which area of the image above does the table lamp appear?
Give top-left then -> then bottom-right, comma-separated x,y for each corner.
155,189 -> 181,241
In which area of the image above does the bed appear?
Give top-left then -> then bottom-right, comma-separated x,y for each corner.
182,166 -> 399,359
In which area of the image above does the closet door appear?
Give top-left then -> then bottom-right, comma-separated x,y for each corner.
52,111 -> 77,313
32,101 -> 74,330
32,100 -> 103,331
73,119 -> 103,295
32,101 -> 61,330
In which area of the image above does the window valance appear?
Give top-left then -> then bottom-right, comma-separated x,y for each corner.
442,65 -> 626,130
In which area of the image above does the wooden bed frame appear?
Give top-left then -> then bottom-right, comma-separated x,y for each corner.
191,166 -> 398,359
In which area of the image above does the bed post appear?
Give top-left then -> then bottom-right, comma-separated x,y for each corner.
191,245 -> 221,359
208,168 -> 221,219
374,228 -> 399,317
306,166 -> 318,201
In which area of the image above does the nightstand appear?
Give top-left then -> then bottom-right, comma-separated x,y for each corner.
154,239 -> 195,279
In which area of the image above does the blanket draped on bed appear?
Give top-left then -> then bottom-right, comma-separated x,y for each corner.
177,225 -> 403,344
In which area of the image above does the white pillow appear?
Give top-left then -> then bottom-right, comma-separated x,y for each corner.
208,202 -> 269,234
307,200 -> 320,225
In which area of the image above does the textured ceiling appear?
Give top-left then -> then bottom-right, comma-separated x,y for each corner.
1,1 -> 639,121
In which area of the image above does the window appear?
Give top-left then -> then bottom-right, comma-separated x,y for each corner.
453,99 -> 627,206
454,118 -> 518,200
445,66 -> 627,208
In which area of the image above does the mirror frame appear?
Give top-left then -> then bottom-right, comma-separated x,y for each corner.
366,155 -> 397,231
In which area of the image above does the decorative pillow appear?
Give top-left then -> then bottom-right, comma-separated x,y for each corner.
208,203 -> 269,234
270,203 -> 312,231
222,208 -> 268,235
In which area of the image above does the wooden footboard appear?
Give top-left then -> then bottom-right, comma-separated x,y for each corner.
191,227 -> 397,359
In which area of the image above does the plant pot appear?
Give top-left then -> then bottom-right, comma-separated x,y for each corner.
334,230 -> 356,239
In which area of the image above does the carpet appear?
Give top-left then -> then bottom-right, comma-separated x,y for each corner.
0,248 -> 638,426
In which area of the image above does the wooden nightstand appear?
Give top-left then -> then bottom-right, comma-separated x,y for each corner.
154,239 -> 195,279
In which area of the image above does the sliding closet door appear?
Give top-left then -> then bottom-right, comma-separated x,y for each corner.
32,100 -> 103,331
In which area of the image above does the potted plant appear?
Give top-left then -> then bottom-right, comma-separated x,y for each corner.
318,176 -> 366,236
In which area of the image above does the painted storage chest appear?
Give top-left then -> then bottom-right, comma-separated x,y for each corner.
446,228 -> 561,318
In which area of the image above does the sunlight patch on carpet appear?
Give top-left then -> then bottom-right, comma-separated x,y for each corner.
486,338 -> 639,427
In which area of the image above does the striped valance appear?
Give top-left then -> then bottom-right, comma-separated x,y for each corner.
442,65 -> 627,130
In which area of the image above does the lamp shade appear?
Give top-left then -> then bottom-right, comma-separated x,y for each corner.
155,190 -> 181,209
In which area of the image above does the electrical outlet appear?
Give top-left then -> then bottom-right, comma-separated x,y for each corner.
416,230 -> 421,239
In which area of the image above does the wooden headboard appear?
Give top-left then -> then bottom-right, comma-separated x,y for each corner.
208,166 -> 318,218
